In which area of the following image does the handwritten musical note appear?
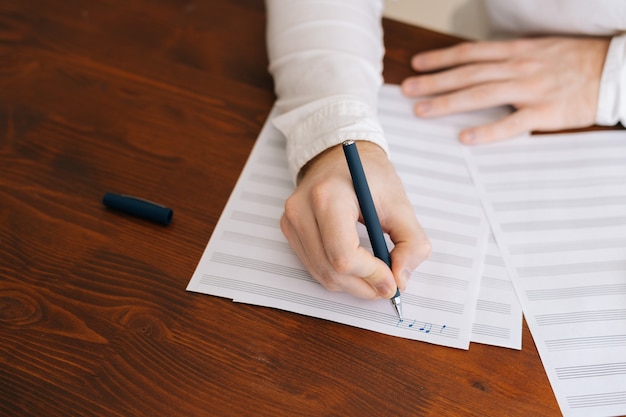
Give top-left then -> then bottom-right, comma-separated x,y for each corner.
419,323 -> 433,333
396,319 -> 447,336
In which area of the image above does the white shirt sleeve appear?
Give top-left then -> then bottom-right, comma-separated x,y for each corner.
265,0 -> 387,183
595,33 -> 626,127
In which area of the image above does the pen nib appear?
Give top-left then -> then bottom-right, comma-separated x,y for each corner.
391,288 -> 403,321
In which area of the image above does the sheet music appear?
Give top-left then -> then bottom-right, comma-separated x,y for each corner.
378,86 -> 522,349
187,85 -> 522,350
464,130 -> 626,417
472,233 -> 522,349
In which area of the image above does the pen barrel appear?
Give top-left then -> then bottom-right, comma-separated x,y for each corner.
103,193 -> 173,225
342,141 -> 391,268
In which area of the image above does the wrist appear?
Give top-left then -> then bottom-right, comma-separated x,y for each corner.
297,140 -> 388,185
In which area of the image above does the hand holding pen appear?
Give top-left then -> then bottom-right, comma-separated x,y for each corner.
342,140 -> 404,318
280,140 -> 431,305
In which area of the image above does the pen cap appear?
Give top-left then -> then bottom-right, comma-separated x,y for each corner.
103,193 -> 173,225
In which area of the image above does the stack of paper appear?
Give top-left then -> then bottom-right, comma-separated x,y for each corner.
187,85 -> 626,417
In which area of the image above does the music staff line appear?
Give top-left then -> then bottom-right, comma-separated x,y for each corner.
200,273 -> 458,340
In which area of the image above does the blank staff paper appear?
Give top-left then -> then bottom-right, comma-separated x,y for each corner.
465,129 -> 626,417
188,84 -> 624,416
187,85 -> 523,350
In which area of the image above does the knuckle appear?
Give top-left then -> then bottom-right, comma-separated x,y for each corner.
475,124 -> 496,141
509,38 -> 531,54
461,64 -> 483,80
327,254 -> 355,276
316,270 -> 342,292
308,181 -> 333,211
282,195 -> 300,223
522,76 -> 549,93
279,212 -> 290,235
431,95 -> 451,112
491,112 -> 531,140
414,76 -> 432,92
512,57 -> 542,74
468,86 -> 492,103
456,41 -> 476,59
418,240 -> 433,259
508,39 -> 524,52
505,114 -> 524,130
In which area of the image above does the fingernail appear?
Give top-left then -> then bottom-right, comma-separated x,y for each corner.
415,102 -> 430,116
412,55 -> 425,69
402,80 -> 418,95
376,283 -> 393,298
461,129 -> 475,144
400,268 -> 412,288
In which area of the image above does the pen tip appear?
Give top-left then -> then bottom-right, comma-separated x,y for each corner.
391,292 -> 403,320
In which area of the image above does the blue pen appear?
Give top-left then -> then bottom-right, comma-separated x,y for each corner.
342,140 -> 403,320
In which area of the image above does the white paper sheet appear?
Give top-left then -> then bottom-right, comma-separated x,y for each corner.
464,130 -> 626,417
472,233 -> 523,349
187,85 -> 524,350
379,86 -> 522,349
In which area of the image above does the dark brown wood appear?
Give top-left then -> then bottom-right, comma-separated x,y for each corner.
0,1 -> 586,416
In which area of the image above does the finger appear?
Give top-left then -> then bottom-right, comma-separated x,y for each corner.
347,246 -> 398,299
459,107 -> 537,144
387,218 -> 431,291
314,191 -> 397,298
280,212 -> 315,277
281,211 -> 379,299
413,80 -> 527,118
411,41 -> 523,71
377,186 -> 431,290
402,61 -> 517,97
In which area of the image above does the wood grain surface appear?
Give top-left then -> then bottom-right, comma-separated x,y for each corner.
0,1 -> 571,416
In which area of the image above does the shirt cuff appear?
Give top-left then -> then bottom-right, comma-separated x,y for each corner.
595,33 -> 626,126
272,95 -> 388,183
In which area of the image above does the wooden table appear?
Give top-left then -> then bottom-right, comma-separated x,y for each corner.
1,1 -> 566,416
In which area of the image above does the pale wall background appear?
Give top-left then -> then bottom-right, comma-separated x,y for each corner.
382,0 -> 490,40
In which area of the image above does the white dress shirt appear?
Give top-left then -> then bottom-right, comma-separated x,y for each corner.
266,0 -> 626,183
